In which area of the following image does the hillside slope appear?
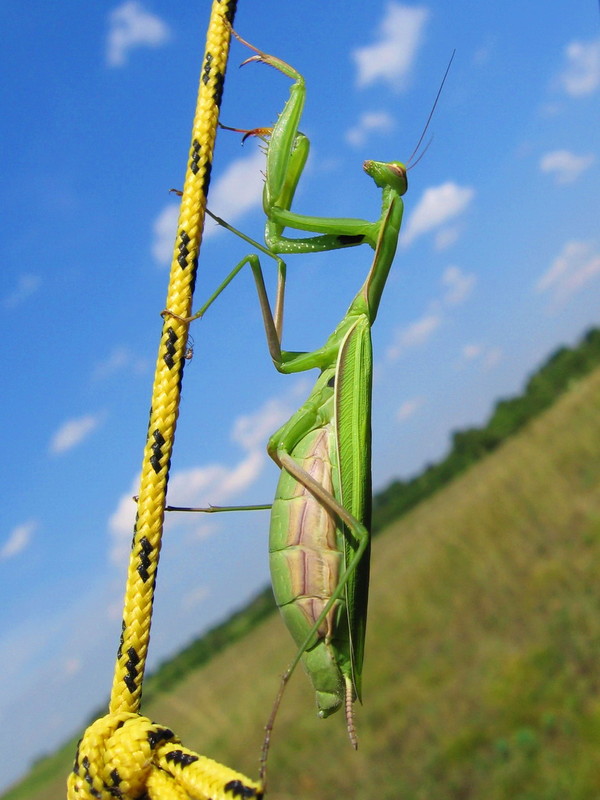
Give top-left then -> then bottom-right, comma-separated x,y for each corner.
6,366 -> 600,800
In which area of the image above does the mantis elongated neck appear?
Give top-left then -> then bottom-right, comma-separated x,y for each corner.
351,185 -> 404,324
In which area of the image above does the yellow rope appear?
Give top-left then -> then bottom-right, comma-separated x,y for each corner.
67,2 -> 263,797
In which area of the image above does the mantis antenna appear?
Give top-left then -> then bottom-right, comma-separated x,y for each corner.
407,50 -> 456,168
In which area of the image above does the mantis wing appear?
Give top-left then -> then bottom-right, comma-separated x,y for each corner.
335,315 -> 373,701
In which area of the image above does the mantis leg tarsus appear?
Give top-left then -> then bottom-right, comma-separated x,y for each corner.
218,122 -> 273,143
161,307 -> 203,324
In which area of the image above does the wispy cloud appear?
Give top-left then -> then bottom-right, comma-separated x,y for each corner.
203,148 -> 265,234
181,586 -> 209,612
151,149 -> 265,265
91,346 -> 148,380
401,182 -> 475,247
230,395 -> 294,452
64,657 -> 83,677
457,343 -> 502,371
108,473 -> 140,564
396,396 -> 425,422
345,111 -> 395,147
2,273 -> 41,310
107,387 -> 298,564
151,204 -> 179,265
387,265 -> 476,361
106,1 -> 171,67
352,2 -> 429,91
556,37 -> 600,97
462,343 -> 483,361
482,347 -> 503,370
49,413 -> 104,455
441,265 -> 476,305
0,521 -> 37,561
472,42 -> 493,67
536,240 -> 600,307
539,150 -> 595,184
387,312 -> 442,360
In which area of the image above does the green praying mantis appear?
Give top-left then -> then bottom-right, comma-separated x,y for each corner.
167,31 -> 450,777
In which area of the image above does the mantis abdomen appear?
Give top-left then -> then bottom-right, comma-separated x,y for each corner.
269,412 -> 351,717
267,317 -> 373,724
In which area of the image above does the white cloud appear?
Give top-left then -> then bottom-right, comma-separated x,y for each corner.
231,396 -> 291,452
539,102 -> 562,117
352,3 -> 429,91
49,413 -> 104,455
204,148 -> 265,234
386,266 -> 475,363
64,657 -> 82,677
109,461 -> 265,565
108,474 -> 139,564
396,396 -> 425,422
483,347 -> 503,370
556,37 -> 600,97
539,150 -> 595,184
91,346 -> 148,380
345,111 -> 395,147
181,586 -> 209,611
387,312 -> 442,360
2,273 -> 41,309
151,150 -> 265,265
433,226 -> 460,251
473,43 -> 492,67
172,452 -> 266,512
0,521 -> 37,561
151,204 -> 179,265
402,182 -> 474,246
107,387 -> 296,564
462,343 -> 483,361
536,240 -> 600,306
106,1 -> 171,67
457,343 -> 503,371
441,265 -> 476,305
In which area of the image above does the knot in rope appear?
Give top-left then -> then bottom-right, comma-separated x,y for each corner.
67,712 -> 263,800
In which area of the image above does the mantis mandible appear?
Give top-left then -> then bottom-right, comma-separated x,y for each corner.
167,32 -> 447,776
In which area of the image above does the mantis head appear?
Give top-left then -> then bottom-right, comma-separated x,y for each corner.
363,160 -> 408,196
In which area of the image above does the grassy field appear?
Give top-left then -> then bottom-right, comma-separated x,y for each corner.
5,366 -> 600,800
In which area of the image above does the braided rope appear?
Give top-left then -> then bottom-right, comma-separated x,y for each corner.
67,2 -> 263,797
68,713 -> 262,800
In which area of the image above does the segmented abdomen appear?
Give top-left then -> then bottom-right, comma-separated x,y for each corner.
269,422 -> 344,645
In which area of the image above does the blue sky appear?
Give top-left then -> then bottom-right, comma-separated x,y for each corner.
1,0 -> 598,791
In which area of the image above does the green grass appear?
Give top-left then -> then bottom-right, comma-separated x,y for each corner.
5,367 -> 600,800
